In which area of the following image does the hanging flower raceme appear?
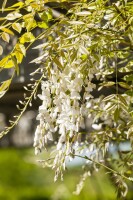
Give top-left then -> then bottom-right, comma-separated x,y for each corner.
34,64 -> 96,153
31,0 -> 133,195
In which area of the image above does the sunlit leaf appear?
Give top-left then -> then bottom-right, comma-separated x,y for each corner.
32,42 -> 49,49
37,22 -> 48,29
0,56 -> 9,67
75,11 -> 91,16
20,32 -> 35,44
102,94 -> 116,101
10,2 -> 24,8
6,12 -> 22,20
14,51 -> 23,64
118,95 -> 128,106
69,21 -> 85,25
0,90 -> 7,98
12,23 -> 22,33
0,27 -> 14,35
1,32 -> 10,43
0,79 -> 11,93
100,82 -> 115,87
123,74 -> 133,82
2,0 -> 7,12
15,44 -> 26,56
53,57 -> 63,70
30,53 -> 48,63
0,45 -> 3,55
118,82 -> 130,89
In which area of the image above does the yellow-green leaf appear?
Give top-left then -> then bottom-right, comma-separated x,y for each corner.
0,79 -> 11,92
0,27 -> 14,35
1,32 -> 10,43
0,90 -> 7,98
100,82 -> 115,87
114,107 -> 119,122
0,17 -> 5,21
11,2 -> 24,8
0,78 -> 11,98
15,43 -> 26,56
12,23 -> 22,33
37,22 -> 48,29
0,56 -> 9,67
0,56 -> 15,69
4,59 -> 14,68
102,94 -> 116,101
20,32 -> 35,44
118,82 -> 130,89
53,57 -> 63,70
11,55 -> 19,75
14,51 -> 23,64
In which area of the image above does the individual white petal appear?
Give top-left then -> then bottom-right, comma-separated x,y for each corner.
92,123 -> 102,130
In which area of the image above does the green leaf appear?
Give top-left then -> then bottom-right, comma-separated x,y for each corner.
102,94 -> 116,101
71,49 -> 77,62
20,32 -> 35,44
118,82 -> 130,89
11,55 -> 19,75
118,95 -> 128,106
46,10 -> 52,20
39,12 -> 48,21
61,44 -> 75,49
123,75 -> 133,82
105,104 -> 116,112
126,90 -> 133,97
53,57 -> 63,70
114,107 -> 119,122
80,54 -> 88,60
1,32 -> 10,43
119,67 -> 133,73
100,82 -> 115,87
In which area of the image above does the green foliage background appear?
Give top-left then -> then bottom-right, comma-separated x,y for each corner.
0,148 -> 119,200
